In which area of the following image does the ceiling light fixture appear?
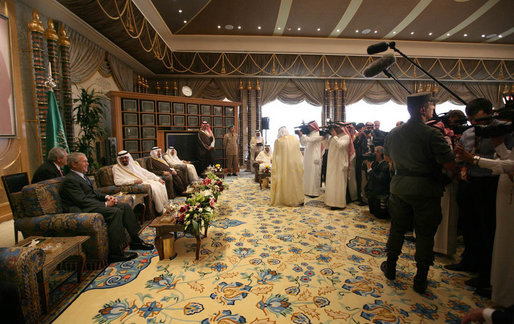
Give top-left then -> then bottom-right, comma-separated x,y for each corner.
297,27 -> 301,31
429,32 -> 433,36
238,26 -> 241,30
277,27 -> 281,30
499,34 -> 503,38
355,29 -> 359,33
482,34 -> 485,37
336,29 -> 340,32
362,28 -> 371,34
183,20 -> 187,24
374,30 -> 378,34
464,33 -> 468,37
446,33 -> 450,36
393,31 -> 396,34
410,32 -> 414,35
317,28 -> 321,31
258,26 -> 261,30
225,25 -> 233,30
178,9 -> 182,13
217,25 -> 221,29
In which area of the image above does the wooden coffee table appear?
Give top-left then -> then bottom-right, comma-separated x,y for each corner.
16,236 -> 89,313
149,216 -> 208,260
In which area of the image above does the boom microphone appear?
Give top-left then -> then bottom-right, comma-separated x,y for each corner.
362,54 -> 396,78
367,41 -> 395,55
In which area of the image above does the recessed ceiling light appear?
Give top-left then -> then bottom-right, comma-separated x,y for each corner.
225,25 -> 233,30
217,25 -> 221,29
446,33 -> 450,36
183,20 -> 187,24
355,29 -> 359,33
499,34 -> 503,38
429,32 -> 433,36
336,29 -> 340,32
238,26 -> 241,30
277,27 -> 281,30
482,34 -> 486,37
178,9 -> 182,13
362,28 -> 371,34
297,27 -> 301,31
393,31 -> 396,34
374,30 -> 378,34
287,27 -> 292,31
317,28 -> 321,31
258,26 -> 261,30
410,31 -> 414,35
464,33 -> 468,37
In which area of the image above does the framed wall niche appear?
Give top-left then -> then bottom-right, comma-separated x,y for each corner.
187,116 -> 199,127
142,140 -> 156,152
213,127 -> 224,138
158,115 -> 171,126
124,140 -> 139,152
142,127 -> 156,138
187,103 -> 198,115
141,100 -> 155,112
225,106 -> 234,116
158,101 -> 171,113
224,117 -> 234,126
173,115 -> 185,127
122,98 -> 137,111
173,102 -> 185,114
123,113 -> 138,125
141,114 -> 155,125
201,104 -> 211,115
213,117 -> 223,127
124,126 -> 139,138
213,105 -> 223,115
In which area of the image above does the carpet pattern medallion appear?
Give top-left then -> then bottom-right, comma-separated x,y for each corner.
54,173 -> 488,323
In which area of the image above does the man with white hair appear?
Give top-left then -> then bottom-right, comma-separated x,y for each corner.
271,126 -> 304,207
255,144 -> 272,172
164,146 -> 200,181
32,146 -> 68,183
250,131 -> 264,169
113,150 -> 169,214
147,147 -> 188,198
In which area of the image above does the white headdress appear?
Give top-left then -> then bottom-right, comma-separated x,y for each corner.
277,126 -> 289,139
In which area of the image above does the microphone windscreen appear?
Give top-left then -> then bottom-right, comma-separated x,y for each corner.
367,42 -> 389,55
362,54 -> 396,78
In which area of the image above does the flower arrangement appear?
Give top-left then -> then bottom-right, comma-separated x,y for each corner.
177,192 -> 216,235
207,164 -> 223,173
200,172 -> 227,200
264,165 -> 271,173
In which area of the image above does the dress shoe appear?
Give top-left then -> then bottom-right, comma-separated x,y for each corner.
110,251 -> 138,262
358,201 -> 367,206
444,262 -> 475,272
474,287 -> 492,298
130,241 -> 154,250
232,173 -> 238,176
413,276 -> 428,294
381,261 -> 396,280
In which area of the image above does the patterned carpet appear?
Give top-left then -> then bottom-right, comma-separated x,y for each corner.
53,173 -> 490,323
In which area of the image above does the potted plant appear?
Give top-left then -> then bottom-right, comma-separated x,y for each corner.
73,87 -> 106,172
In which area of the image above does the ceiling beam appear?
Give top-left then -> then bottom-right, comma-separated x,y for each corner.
273,0 -> 293,36
329,0 -> 363,37
132,0 -> 175,49
22,0 -> 153,75
384,0 -> 431,39
170,35 -> 514,60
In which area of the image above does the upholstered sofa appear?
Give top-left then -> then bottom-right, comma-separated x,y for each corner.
0,246 -> 45,323
12,178 -> 115,268
94,165 -> 156,220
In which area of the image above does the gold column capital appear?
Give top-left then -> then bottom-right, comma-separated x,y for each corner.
44,18 -> 58,41
325,80 -> 330,91
255,79 -> 261,91
58,26 -> 70,47
28,9 -> 44,33
247,80 -> 252,91
341,80 -> 347,91
333,80 -> 340,91
239,80 -> 244,90
173,81 -> 178,90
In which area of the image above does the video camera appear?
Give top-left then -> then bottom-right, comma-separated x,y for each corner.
294,122 -> 310,136
473,100 -> 513,138
362,152 -> 376,162
319,121 -> 352,136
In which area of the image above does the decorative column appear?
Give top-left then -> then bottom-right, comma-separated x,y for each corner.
238,80 -> 244,165
333,80 -> 341,121
58,26 -> 74,147
341,80 -> 347,122
28,9 -> 46,163
156,81 -> 161,95
173,81 -> 178,96
246,80 -> 252,170
323,80 -> 330,125
255,79 -> 261,131
45,19 -> 60,104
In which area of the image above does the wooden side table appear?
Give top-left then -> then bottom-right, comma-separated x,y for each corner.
149,216 -> 207,260
16,236 -> 89,313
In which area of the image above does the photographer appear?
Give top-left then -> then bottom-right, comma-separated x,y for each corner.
365,146 -> 391,219
298,121 -> 325,197
448,98 -> 513,298
354,123 -> 369,205
372,120 -> 388,147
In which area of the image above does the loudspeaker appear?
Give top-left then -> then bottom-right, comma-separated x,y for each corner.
261,117 -> 270,130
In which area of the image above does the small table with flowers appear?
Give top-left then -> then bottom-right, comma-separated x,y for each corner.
149,215 -> 207,260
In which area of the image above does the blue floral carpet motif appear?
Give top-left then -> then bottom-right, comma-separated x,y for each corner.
53,172 -> 491,323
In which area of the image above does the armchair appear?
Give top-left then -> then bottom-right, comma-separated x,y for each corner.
13,178 -> 111,268
1,172 -> 30,243
94,165 -> 156,220
0,246 -> 45,324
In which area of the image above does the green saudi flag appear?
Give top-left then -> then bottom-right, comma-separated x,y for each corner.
45,90 -> 69,158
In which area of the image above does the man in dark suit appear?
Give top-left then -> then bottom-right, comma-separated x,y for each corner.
32,146 -> 68,183
59,152 -> 153,262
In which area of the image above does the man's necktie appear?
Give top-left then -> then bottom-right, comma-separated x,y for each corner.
58,168 -> 63,176
83,175 -> 92,187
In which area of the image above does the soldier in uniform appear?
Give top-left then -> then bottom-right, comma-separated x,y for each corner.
381,92 -> 455,294
223,125 -> 239,176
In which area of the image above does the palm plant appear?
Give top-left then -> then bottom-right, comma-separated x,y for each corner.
73,87 -> 106,172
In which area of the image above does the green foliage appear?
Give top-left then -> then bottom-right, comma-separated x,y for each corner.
73,87 -> 106,172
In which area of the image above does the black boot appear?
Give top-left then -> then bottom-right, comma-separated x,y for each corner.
381,257 -> 397,280
413,264 -> 429,294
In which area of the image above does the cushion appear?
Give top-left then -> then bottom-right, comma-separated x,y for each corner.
21,178 -> 63,217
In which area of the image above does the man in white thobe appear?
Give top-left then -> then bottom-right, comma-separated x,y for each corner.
299,120 -> 325,197
112,150 -> 169,214
164,146 -> 200,181
250,131 -> 264,170
255,145 -> 272,172
325,123 -> 353,209
271,127 -> 304,207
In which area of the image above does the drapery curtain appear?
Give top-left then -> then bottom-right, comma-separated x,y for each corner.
69,30 -> 105,83
292,79 -> 325,106
106,53 -> 134,92
260,79 -> 289,105
214,79 -> 241,102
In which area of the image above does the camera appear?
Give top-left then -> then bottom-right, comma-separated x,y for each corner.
294,123 -> 310,135
473,102 -> 513,138
362,152 -> 376,162
319,121 -> 351,136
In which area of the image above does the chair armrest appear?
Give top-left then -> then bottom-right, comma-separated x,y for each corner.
0,246 -> 45,324
97,184 -> 151,195
15,213 -> 109,267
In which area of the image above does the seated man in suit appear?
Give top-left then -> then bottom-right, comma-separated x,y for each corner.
60,152 -> 153,262
147,147 -> 188,198
32,146 -> 68,183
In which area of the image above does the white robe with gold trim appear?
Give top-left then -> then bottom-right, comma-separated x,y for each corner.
270,135 -> 304,206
